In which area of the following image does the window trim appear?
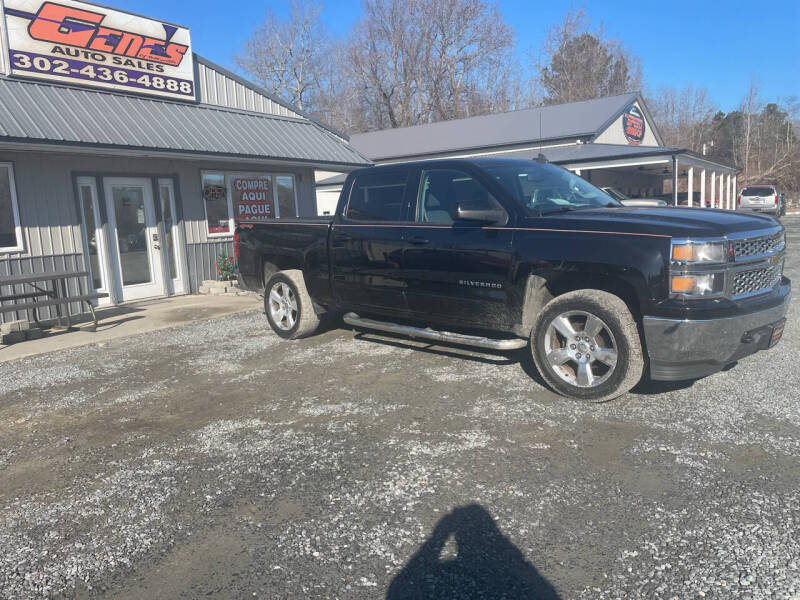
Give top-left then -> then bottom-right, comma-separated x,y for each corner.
201,170 -> 235,238
157,177 -> 188,294
273,173 -> 299,218
0,161 -> 24,253
202,170 -> 302,234
76,176 -> 110,295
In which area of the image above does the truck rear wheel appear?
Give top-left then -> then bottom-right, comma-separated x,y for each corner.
531,289 -> 644,402
264,270 -> 320,340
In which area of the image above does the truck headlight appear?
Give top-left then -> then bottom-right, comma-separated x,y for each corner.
670,272 -> 725,297
671,241 -> 727,264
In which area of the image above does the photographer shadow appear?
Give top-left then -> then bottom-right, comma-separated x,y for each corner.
386,504 -> 560,600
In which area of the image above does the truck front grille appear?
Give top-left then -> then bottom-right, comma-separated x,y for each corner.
732,259 -> 784,298
732,233 -> 785,260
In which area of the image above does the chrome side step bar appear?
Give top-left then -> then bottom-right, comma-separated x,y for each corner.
343,312 -> 528,351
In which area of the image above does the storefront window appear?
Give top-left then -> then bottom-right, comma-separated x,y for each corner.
0,163 -> 22,251
79,182 -> 103,290
276,175 -> 297,218
202,172 -> 231,235
201,171 -> 300,231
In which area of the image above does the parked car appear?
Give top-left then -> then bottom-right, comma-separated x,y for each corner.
236,158 -> 790,402
652,192 -> 724,208
601,187 -> 668,207
737,184 -> 785,217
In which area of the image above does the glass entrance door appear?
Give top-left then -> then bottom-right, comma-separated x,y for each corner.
104,177 -> 166,301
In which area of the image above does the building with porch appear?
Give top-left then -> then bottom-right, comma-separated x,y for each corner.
315,92 -> 738,214
0,0 -> 369,324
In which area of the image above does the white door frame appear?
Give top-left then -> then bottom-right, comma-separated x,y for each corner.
156,177 -> 188,295
76,176 -> 113,307
103,177 -> 166,302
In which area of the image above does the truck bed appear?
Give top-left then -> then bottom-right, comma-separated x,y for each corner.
236,218 -> 333,303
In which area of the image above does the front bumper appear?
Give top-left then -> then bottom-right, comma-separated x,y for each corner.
643,280 -> 791,380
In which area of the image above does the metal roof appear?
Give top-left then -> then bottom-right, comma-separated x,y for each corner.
521,143 -> 737,173
0,76 -> 370,167
536,143 -> 682,162
349,92 -> 647,160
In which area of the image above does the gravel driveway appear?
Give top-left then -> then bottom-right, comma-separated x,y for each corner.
2,217 -> 800,599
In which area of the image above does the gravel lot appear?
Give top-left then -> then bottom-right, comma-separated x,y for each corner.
2,217 -> 800,599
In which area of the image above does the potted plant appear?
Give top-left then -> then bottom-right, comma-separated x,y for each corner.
215,249 -> 237,281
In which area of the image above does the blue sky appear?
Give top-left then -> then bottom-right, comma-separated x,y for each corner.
112,0 -> 799,112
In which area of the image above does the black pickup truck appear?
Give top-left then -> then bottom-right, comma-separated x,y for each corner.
236,158 -> 790,401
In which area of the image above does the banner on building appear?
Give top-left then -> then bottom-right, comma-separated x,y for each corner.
233,176 -> 273,222
2,0 -> 195,100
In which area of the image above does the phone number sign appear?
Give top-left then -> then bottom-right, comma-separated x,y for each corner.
3,0 -> 195,101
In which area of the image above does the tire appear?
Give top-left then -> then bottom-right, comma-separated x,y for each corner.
262,261 -> 278,292
531,289 -> 644,402
264,270 -> 320,340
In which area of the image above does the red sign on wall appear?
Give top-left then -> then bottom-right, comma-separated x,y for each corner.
623,105 -> 645,145
233,176 -> 273,222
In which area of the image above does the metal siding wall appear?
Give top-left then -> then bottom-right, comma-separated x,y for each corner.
0,150 -> 322,324
186,240 -> 234,292
195,63 -> 302,119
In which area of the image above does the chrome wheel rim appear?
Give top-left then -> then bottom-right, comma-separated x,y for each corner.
268,282 -> 298,331
543,310 -> 618,388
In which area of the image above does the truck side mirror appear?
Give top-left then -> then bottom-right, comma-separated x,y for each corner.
451,201 -> 507,225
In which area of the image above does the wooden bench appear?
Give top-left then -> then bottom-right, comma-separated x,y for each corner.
0,270 -> 109,331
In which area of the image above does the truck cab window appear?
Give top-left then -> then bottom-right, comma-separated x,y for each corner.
416,169 -> 499,224
346,171 -> 409,222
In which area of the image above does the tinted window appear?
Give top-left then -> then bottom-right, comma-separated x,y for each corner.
416,169 -> 498,224
742,186 -> 775,196
347,170 -> 409,221
486,162 -> 619,216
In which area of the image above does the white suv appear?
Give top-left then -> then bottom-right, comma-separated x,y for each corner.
738,185 -> 784,217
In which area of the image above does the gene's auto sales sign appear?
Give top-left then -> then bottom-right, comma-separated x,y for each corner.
2,0 -> 195,101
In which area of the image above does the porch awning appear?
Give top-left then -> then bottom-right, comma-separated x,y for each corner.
0,76 -> 370,168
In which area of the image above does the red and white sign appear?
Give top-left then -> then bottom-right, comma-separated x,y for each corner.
233,176 -> 273,222
622,104 -> 645,145
3,0 -> 195,100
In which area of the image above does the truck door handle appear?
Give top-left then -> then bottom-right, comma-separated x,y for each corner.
334,233 -> 353,241
408,236 -> 430,245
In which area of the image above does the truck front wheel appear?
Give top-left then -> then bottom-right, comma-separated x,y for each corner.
264,270 -> 320,340
531,289 -> 644,402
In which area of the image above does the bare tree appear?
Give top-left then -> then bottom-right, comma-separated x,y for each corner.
537,7 -> 642,105
648,84 -> 716,151
235,1 -> 329,111
422,0 -> 517,120
344,0 -> 520,131
741,80 -> 759,180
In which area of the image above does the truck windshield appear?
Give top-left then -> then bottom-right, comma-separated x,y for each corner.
485,163 -> 620,216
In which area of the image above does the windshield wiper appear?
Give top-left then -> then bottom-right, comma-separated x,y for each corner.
536,205 -> 598,216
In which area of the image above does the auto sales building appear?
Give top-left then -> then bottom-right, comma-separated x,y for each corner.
0,0 -> 369,323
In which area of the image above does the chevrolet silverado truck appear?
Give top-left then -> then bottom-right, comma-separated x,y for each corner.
236,158 -> 790,402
